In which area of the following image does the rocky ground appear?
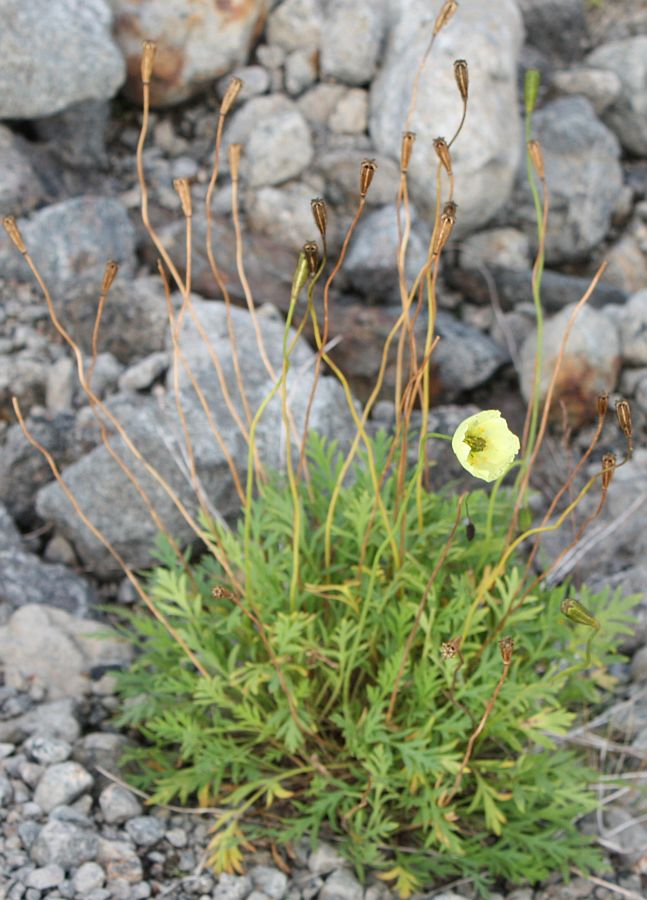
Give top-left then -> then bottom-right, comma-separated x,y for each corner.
2,0 -> 647,897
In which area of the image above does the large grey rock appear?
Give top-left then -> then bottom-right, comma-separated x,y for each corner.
518,303 -> 621,426
266,0 -> 322,50
0,125 -> 43,216
370,0 -> 523,233
510,97 -> 623,264
0,505 -> 95,622
320,0 -> 387,86
0,0 -> 125,118
0,413 -> 78,526
34,761 -> 94,813
517,0 -> 588,59
551,66 -> 622,115
110,0 -> 267,106
587,36 -> 647,156
319,869 -> 363,900
0,604 -> 131,698
225,95 -> 313,187
31,820 -> 99,868
246,181 -> 322,252
0,196 -> 136,296
36,300 -> 355,575
96,838 -> 143,883
0,698 -> 80,744
618,289 -> 647,366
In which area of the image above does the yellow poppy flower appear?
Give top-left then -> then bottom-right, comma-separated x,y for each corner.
451,410 -> 520,482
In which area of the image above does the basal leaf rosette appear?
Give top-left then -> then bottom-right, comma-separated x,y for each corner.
452,409 -> 520,482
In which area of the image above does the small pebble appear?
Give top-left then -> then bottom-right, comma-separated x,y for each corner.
73,862 -> 106,893
98,784 -> 143,824
26,864 -> 65,890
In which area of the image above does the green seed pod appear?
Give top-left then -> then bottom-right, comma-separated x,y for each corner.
291,251 -> 310,298
524,69 -> 541,116
560,598 -> 600,631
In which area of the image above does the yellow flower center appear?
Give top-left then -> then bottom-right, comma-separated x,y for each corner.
464,433 -> 486,453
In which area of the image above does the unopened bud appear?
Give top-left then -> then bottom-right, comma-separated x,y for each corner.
524,69 -> 541,116
359,158 -> 377,198
220,77 -> 243,117
601,452 -> 616,491
228,143 -> 242,180
527,139 -> 545,180
561,598 -> 600,631
173,178 -> 192,218
465,519 -> 476,542
101,261 -> 119,294
433,137 -> 452,175
440,636 -> 461,660
433,0 -> 458,35
2,215 -> 27,254
432,201 -> 457,256
141,41 -> 157,86
400,131 -> 416,173
291,251 -> 310,298
311,198 -> 327,238
498,637 -> 515,665
303,241 -> 319,275
454,59 -> 469,102
597,392 -> 609,419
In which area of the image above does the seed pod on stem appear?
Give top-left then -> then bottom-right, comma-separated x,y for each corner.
560,598 -> 600,630
303,241 -> 319,275
601,452 -> 616,492
434,0 -> 458,35
440,636 -> 462,660
527,139 -> 545,181
359,158 -> 377,198
220,77 -> 243,116
141,41 -> 157,86
454,59 -> 469,102
432,200 -> 457,256
101,261 -> 119,294
310,198 -> 327,239
400,131 -> 416,174
597,392 -> 608,419
2,216 -> 27,254
228,143 -> 242,180
498,637 -> 515,665
291,251 -> 310,298
433,137 -> 452,175
173,178 -> 192,218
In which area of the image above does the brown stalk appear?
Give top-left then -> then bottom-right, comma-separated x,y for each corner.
88,260 -> 119,386
13,398 -> 209,678
440,646 -> 513,807
386,494 -> 466,722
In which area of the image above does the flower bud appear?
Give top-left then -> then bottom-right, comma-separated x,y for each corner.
524,69 -> 541,116
433,0 -> 458,35
303,241 -> 319,275
433,137 -> 452,175
498,637 -> 515,665
101,261 -> 119,294
400,131 -> 416,174
173,178 -> 192,218
560,598 -> 600,630
2,215 -> 27,254
359,158 -> 377,198
527,139 -> 545,180
141,41 -> 157,86
465,519 -> 476,542
291,251 -> 310,298
601,452 -> 616,492
454,60 -> 469,102
310,198 -> 327,238
220,77 -> 243,116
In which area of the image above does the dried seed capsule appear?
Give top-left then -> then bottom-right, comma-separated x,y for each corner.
433,137 -> 452,175
220,77 -> 243,116
560,598 -> 600,630
101,261 -> 119,294
454,59 -> 469,102
400,131 -> 416,173
173,178 -> 192,218
527,139 -> 545,180
432,201 -> 457,256
2,215 -> 27,254
433,0 -> 458,35
310,198 -> 327,238
141,41 -> 157,86
303,241 -> 319,275
212,585 -> 234,600
597,392 -> 609,419
498,637 -> 515,665
601,452 -> 616,491
359,158 -> 377,198
615,398 -> 633,439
